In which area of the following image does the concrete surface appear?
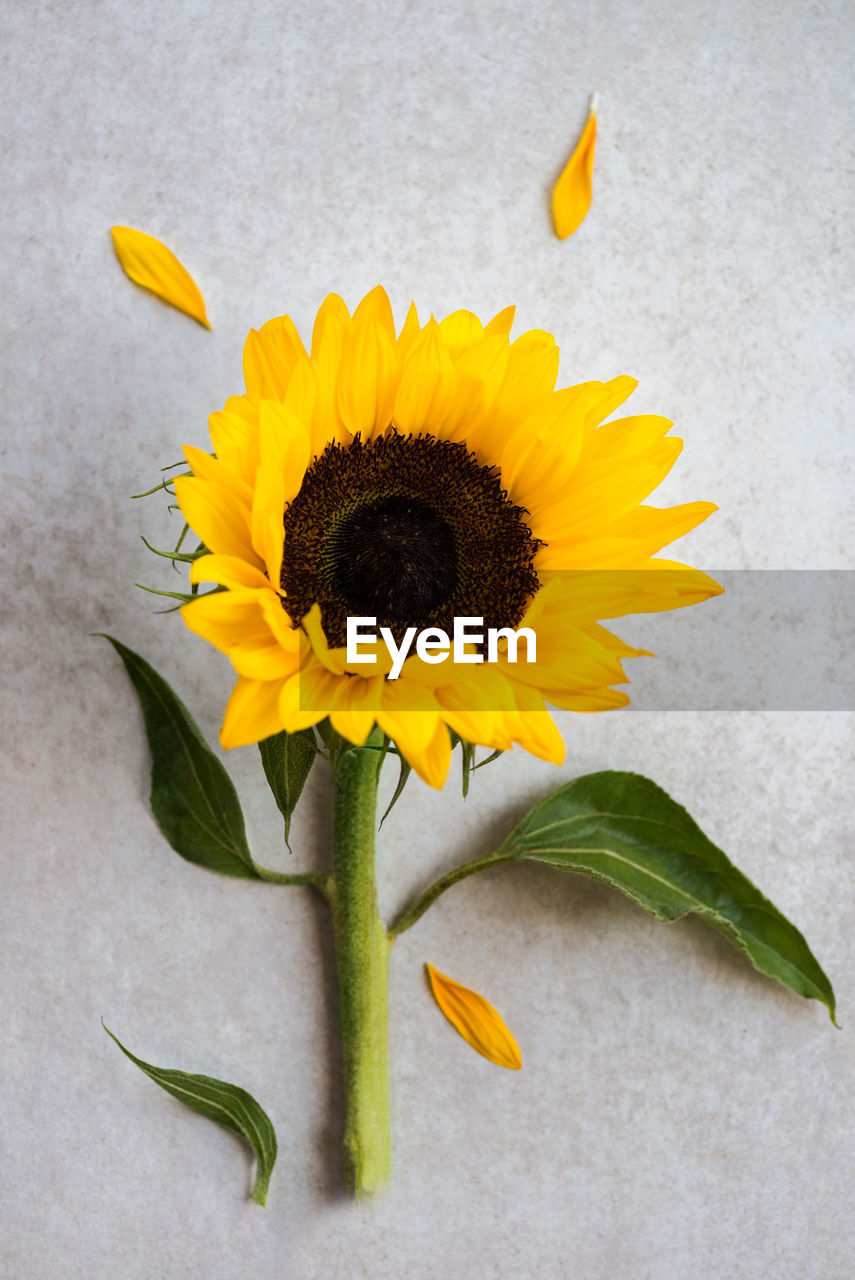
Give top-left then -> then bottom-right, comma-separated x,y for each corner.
1,1 -> 853,1276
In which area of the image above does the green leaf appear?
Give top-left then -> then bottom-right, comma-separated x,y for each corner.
498,770 -> 836,1020
103,636 -> 259,878
258,729 -> 317,847
103,1022 -> 277,1205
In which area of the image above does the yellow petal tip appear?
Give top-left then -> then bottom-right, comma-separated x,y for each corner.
426,963 -> 522,1070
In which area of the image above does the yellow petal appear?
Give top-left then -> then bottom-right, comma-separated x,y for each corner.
377,707 -> 451,788
173,474 -> 258,564
437,334 -> 510,443
301,603 -> 346,675
396,300 -> 422,361
431,669 -> 516,743
243,318 -> 306,399
183,444 -> 253,507
353,284 -> 396,343
281,357 -> 321,450
484,304 -> 516,339
393,320 -> 456,433
503,692 -> 566,764
190,553 -> 272,591
180,589 -> 274,654
208,395 -> 261,488
535,501 -> 719,569
416,718 -> 453,787
259,593 -> 305,652
310,293 -> 352,445
252,400 -> 311,583
500,385 -> 591,514
336,314 -> 400,438
476,329 -> 559,453
111,226 -> 211,327
425,964 -> 522,1070
328,709 -> 376,745
438,310 -> 485,359
230,643 -> 301,681
552,96 -> 597,240
280,664 -> 338,729
582,374 -> 638,430
531,565 -> 723,624
221,675 -> 285,748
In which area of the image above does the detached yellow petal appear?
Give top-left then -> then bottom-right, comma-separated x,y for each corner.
425,963 -> 522,1070
111,226 -> 211,327
552,95 -> 598,240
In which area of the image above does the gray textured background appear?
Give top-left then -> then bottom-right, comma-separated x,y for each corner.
2,1 -> 853,1277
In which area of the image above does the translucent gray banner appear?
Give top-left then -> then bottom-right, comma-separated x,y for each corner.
621,571 -> 854,711
296,571 -> 855,712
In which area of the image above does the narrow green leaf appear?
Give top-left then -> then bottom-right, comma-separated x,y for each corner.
103,1022 -> 277,1205
258,729 -> 317,847
499,770 -> 836,1020
103,636 -> 259,878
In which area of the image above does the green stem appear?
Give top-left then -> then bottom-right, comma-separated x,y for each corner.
253,864 -> 330,895
387,849 -> 515,938
328,737 -> 392,1197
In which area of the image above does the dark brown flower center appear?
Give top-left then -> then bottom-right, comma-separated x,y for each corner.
280,432 -> 541,648
325,493 -> 459,620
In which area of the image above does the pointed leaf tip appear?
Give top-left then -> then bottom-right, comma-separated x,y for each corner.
552,101 -> 597,240
426,963 -> 522,1069
111,226 -> 212,328
102,1021 -> 277,1205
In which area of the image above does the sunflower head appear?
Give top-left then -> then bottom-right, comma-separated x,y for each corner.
174,286 -> 720,787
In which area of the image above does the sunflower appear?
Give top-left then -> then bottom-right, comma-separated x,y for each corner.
174,286 -> 720,787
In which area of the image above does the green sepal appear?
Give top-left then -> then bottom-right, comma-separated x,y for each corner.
140,535 -> 206,564
380,753 -> 412,827
259,729 -> 317,848
134,584 -> 224,606
103,635 -> 259,878
499,770 -> 836,1020
130,473 -> 188,499
473,748 -> 504,771
103,1022 -> 277,1205
460,740 -> 475,797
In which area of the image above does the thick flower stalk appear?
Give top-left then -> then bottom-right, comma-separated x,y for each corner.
327,730 -> 391,1194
